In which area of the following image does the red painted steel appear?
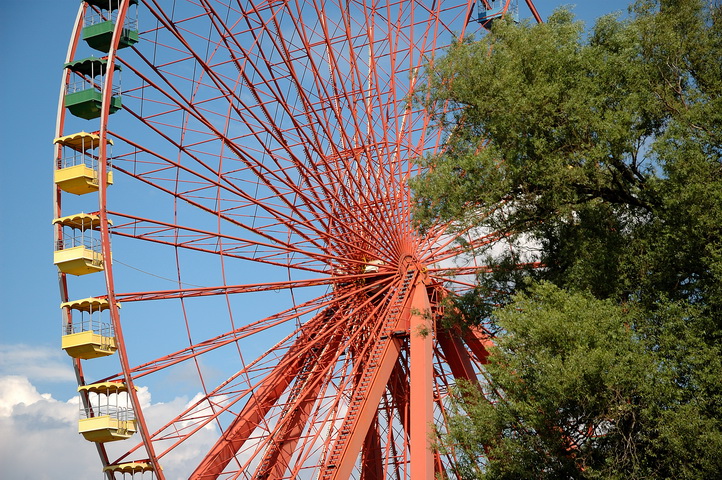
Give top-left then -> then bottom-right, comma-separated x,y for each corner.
96,1 -> 165,477
409,281 -> 435,479
361,418 -> 384,480
189,357 -> 301,477
55,1 -> 542,478
438,328 -> 483,385
53,2 -> 117,476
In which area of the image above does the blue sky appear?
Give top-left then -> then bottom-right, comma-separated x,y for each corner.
0,1 -> 633,478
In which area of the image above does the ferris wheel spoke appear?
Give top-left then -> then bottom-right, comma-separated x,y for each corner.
138,0 -> 346,191
99,291 -> 338,384
369,4 -> 440,199
108,120 -> 332,244
54,0 -> 546,477
112,277 -> 337,303
228,275 -> 417,477
248,10 -> 415,247
126,4 -> 420,260
111,306 -> 346,466
428,261 -> 542,287
107,212 -> 333,273
110,119 -> 408,265
229,6 -> 359,162
187,308 -> 350,478
113,72 -> 333,239
247,3 -> 434,232
107,219 -> 394,281
109,151 -> 333,239
113,90 -> 330,215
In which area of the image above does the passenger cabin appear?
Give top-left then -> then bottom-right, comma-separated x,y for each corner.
478,0 -> 517,28
54,132 -> 114,195
83,0 -> 139,53
61,297 -> 117,359
78,382 -> 137,443
363,259 -> 385,274
53,213 -> 109,275
104,462 -> 155,478
64,57 -> 122,120
363,259 -> 389,298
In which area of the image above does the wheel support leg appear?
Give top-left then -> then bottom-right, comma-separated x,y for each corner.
361,417 -> 384,480
409,282 -> 434,480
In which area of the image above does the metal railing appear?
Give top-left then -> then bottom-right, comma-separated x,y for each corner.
80,404 -> 136,422
66,79 -> 121,96
55,233 -> 103,253
58,152 -> 99,169
84,10 -> 138,31
62,316 -> 114,338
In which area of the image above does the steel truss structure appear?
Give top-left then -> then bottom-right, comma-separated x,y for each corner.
53,1 -> 541,478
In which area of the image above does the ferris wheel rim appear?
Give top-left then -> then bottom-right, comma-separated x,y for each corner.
52,1 -> 538,478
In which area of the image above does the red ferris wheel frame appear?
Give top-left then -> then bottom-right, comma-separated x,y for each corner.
54,1 -> 541,478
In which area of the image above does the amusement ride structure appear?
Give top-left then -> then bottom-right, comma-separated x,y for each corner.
53,1 -> 541,478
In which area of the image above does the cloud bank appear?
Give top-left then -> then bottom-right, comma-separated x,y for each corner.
0,343 -> 219,479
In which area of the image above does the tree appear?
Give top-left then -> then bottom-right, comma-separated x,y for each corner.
444,284 -> 722,479
445,284 -> 647,479
411,1 -> 722,478
412,0 -> 722,310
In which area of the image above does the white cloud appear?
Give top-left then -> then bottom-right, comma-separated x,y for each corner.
0,374 -> 219,480
0,342 -> 221,477
0,375 -> 97,480
0,344 -> 75,383
0,375 -> 50,417
142,390 -> 223,479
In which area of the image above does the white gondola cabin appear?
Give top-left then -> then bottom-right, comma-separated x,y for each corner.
478,0 -> 518,28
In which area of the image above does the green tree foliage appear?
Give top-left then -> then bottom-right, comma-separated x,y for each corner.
411,1 -> 722,477
412,0 -> 722,310
444,284 -> 722,479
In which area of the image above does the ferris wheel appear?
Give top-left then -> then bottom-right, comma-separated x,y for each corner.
53,1 -> 541,478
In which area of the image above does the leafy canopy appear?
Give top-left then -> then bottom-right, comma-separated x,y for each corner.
413,0 -> 722,309
412,1 -> 722,478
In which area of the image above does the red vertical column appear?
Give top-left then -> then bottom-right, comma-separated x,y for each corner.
409,281 -> 434,479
